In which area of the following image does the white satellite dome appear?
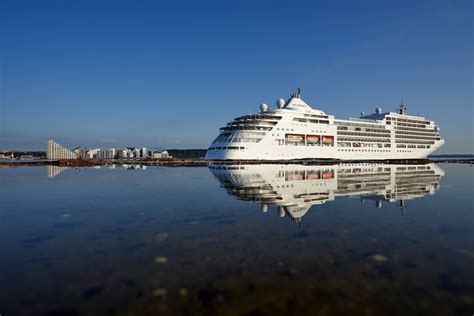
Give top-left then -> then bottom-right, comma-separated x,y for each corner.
260,103 -> 268,112
278,206 -> 285,218
276,98 -> 285,108
375,107 -> 382,114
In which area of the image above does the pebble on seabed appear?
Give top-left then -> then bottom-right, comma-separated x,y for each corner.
152,288 -> 167,297
154,256 -> 168,264
371,254 -> 389,262
179,288 -> 188,296
156,233 -> 168,242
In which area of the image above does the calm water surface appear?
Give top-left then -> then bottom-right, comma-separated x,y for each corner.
0,163 -> 473,316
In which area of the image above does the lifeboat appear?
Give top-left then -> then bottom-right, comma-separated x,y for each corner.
285,171 -> 305,181
322,136 -> 334,144
306,135 -> 320,143
306,171 -> 320,180
285,134 -> 304,142
322,170 -> 334,179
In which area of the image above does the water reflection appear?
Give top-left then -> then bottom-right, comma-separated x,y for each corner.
210,163 -> 444,224
46,164 -> 148,178
46,165 -> 69,179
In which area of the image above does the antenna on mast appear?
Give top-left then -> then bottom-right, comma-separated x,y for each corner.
399,98 -> 407,115
291,88 -> 301,99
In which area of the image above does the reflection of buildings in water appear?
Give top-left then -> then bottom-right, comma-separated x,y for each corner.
209,163 -> 445,224
47,165 -> 69,179
122,164 -> 147,170
47,164 -> 147,179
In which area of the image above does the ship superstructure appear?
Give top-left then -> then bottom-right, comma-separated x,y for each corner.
209,163 -> 444,224
205,91 -> 444,161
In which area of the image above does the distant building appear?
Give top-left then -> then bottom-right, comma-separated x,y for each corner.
132,148 -> 141,158
152,150 -> 171,159
63,145 -> 172,160
86,149 -> 100,159
97,148 -> 117,159
73,147 -> 87,159
118,149 -> 129,159
47,140 -> 77,160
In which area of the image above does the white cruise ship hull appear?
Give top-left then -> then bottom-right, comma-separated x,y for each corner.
205,92 -> 445,161
205,139 -> 445,161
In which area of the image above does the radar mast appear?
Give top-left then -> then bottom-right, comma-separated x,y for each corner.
399,98 -> 407,115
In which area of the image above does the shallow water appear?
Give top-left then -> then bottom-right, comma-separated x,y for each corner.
0,163 -> 472,316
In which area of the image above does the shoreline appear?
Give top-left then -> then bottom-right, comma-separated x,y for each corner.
0,158 -> 473,168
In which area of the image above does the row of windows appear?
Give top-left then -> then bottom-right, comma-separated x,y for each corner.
293,118 -> 330,124
395,140 -> 435,145
227,120 -> 277,127
212,131 -> 264,144
395,134 -> 441,141
338,149 -> 390,152
396,167 -> 427,171
387,117 -> 431,125
338,126 -> 390,133
235,114 -> 282,121
208,146 -> 245,151
391,122 -> 429,129
397,144 -> 431,148
338,137 -> 391,143
338,131 -> 392,138
365,128 -> 391,133
303,114 -> 330,119
337,149 -> 390,153
338,142 -> 391,148
221,126 -> 272,132
277,140 -> 334,147
395,130 -> 439,137
395,126 -> 436,133
334,121 -> 383,129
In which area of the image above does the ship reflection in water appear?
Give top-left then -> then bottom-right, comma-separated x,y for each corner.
210,163 -> 444,224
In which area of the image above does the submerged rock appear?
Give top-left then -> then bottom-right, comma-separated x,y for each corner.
152,288 -> 167,297
154,256 -> 168,264
156,233 -> 168,242
371,254 -> 389,262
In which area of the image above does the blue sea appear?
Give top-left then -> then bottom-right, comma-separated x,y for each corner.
0,163 -> 472,316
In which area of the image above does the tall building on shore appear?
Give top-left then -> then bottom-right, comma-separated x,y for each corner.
47,140 -> 77,160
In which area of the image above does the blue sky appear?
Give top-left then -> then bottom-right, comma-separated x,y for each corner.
0,0 -> 472,153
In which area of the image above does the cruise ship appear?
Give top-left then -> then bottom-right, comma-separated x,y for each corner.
205,90 -> 444,161
209,163 -> 444,224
